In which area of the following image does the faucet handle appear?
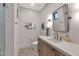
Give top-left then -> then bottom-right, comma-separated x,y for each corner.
60,37 -> 62,41
54,32 -> 58,40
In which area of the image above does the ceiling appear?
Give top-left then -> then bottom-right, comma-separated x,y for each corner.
18,3 -> 46,11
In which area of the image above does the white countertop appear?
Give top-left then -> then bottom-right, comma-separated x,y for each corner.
38,36 -> 79,56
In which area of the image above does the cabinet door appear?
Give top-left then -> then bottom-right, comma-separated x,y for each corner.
38,39 -> 56,56
38,38 -> 43,56
42,41 -> 49,56
47,45 -> 56,56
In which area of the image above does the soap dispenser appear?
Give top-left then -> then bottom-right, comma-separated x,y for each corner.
46,28 -> 49,36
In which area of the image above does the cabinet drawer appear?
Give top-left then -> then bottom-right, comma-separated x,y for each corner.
48,46 -> 56,56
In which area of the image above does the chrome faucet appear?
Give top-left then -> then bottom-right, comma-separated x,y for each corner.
54,32 -> 58,40
54,32 -> 62,42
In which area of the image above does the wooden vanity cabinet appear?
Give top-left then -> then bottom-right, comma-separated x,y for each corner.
42,41 -> 56,56
38,38 -> 65,56
38,38 -> 43,56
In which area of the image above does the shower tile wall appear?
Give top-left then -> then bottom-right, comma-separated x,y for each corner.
17,8 -> 41,49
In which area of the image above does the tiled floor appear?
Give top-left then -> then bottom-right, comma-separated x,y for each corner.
18,48 -> 38,56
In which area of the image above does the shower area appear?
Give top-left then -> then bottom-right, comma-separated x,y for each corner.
16,5 -> 41,56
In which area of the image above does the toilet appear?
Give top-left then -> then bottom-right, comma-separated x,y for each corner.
32,41 -> 38,52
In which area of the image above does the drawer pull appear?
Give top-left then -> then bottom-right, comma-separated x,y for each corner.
52,49 -> 55,51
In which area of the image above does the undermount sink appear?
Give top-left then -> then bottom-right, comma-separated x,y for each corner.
46,37 -> 61,43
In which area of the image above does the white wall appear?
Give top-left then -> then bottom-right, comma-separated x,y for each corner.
5,3 -> 14,56
14,4 -> 19,56
17,8 -> 41,49
40,3 -> 64,36
67,4 -> 79,43
40,3 -> 79,43
5,3 -> 20,56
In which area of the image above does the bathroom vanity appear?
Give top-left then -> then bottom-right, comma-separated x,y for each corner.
38,36 -> 79,56
38,37 -> 65,56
